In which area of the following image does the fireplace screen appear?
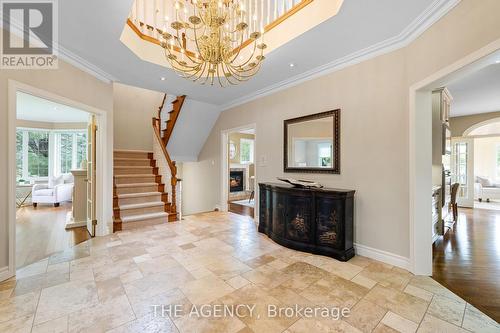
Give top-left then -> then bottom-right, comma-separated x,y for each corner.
230,170 -> 244,192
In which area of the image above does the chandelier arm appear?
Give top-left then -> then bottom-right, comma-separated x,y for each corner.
220,62 -> 239,85
216,63 -> 225,87
164,41 -> 204,68
232,61 -> 263,80
181,61 -> 206,80
164,46 -> 202,70
188,62 -> 207,83
230,41 -> 258,68
226,62 -> 255,80
199,64 -> 212,85
191,15 -> 206,61
227,58 -> 263,78
226,28 -> 247,64
187,4 -> 208,57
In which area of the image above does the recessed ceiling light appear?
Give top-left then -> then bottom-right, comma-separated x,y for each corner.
289,63 -> 295,68
160,77 -> 166,81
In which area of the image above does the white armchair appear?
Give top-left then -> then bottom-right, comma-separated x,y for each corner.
32,176 -> 74,207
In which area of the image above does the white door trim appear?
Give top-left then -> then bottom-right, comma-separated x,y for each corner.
409,38 -> 500,275
7,80 -> 111,280
220,123 -> 257,215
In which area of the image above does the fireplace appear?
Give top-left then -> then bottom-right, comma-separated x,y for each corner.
230,170 -> 244,192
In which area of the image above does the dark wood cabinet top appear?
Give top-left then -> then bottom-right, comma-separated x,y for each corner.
259,182 -> 355,196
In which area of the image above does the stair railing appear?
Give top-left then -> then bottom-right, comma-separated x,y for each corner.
152,93 -> 179,218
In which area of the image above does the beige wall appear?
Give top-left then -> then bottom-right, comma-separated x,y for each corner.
113,82 -> 164,151
181,0 -> 500,260
449,111 -> 500,137
1,57 -> 114,270
474,137 -> 500,182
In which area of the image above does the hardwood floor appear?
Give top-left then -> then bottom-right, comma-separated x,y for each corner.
228,201 -> 254,218
433,207 -> 500,323
16,202 -> 90,269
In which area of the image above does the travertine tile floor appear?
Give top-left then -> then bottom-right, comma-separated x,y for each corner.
1,212 -> 499,332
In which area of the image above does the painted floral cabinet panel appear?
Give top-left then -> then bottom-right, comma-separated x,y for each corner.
258,183 -> 355,262
285,194 -> 313,243
316,196 -> 343,250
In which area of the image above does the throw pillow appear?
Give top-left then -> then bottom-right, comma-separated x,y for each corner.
48,175 -> 64,189
63,173 -> 74,184
476,176 -> 492,187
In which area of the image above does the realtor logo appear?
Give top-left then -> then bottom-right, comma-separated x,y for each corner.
1,0 -> 58,69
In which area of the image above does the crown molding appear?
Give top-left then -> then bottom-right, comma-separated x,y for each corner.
220,0 -> 461,111
4,16 -> 116,83
56,44 -> 117,84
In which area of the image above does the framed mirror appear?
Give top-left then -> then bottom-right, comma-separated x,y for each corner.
284,110 -> 340,174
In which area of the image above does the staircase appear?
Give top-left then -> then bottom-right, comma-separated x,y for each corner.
113,150 -> 176,231
161,95 -> 185,145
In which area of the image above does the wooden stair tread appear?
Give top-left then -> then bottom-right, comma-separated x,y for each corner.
114,182 -> 158,188
114,158 -> 150,161
114,174 -> 155,178
114,149 -> 153,153
115,192 -> 161,199
120,211 -> 168,223
114,201 -> 165,210
114,166 -> 153,169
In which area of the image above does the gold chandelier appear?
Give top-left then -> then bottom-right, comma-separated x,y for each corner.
159,0 -> 267,87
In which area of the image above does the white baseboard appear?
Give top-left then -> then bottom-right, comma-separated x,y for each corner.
0,266 -> 13,282
354,243 -> 410,271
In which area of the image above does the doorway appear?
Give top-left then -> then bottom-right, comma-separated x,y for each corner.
221,124 -> 257,218
411,44 -> 500,321
7,81 -> 110,279
15,91 -> 93,268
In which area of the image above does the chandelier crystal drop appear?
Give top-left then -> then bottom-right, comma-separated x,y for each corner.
160,0 -> 267,87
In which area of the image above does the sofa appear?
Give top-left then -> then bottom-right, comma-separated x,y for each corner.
475,176 -> 500,202
32,174 -> 74,207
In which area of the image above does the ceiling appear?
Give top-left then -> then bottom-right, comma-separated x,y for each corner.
57,0 -> 453,107
16,92 -> 89,123
448,62 -> 500,117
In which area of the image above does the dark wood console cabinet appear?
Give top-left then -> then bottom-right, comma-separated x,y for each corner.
259,183 -> 355,261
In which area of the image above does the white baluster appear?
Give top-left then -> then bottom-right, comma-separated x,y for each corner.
135,0 -> 140,23
131,1 -> 136,21
249,0 -> 252,33
143,0 -> 148,34
154,0 -> 158,39
266,0 -> 270,25
260,0 -> 264,32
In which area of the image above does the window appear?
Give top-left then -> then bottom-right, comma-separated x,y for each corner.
318,143 -> 332,167
60,133 -> 73,174
16,129 -> 87,181
76,132 -> 87,168
240,138 -> 254,164
27,131 -> 49,178
16,131 -> 24,181
56,131 -> 87,175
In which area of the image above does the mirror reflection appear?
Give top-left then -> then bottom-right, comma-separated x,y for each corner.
284,110 -> 339,173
